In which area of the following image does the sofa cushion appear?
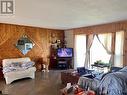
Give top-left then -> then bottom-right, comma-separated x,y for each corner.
82,74 -> 95,79
94,72 -> 109,80
4,67 -> 36,77
111,67 -> 122,72
2,57 -> 31,68
11,62 -> 22,67
3,66 -> 16,74
21,61 -> 35,69
119,66 -> 127,72
77,67 -> 93,76
3,61 -> 35,74
77,67 -> 86,76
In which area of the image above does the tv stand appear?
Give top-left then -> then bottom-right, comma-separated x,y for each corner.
57,58 -> 72,69
49,46 -> 73,69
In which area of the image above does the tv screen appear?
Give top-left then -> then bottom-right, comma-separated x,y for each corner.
57,48 -> 73,58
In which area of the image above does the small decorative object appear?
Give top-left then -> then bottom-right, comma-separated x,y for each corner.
74,86 -> 84,95
61,83 -> 73,95
56,40 -> 61,48
87,90 -> 96,95
56,40 -> 61,44
51,39 -> 62,49
63,40 -> 67,48
96,60 -> 102,64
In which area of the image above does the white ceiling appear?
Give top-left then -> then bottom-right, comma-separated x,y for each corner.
0,0 -> 127,29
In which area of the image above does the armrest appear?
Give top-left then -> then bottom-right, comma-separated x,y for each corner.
82,74 -> 95,79
85,69 -> 94,74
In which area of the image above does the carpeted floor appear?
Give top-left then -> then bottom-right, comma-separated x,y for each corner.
0,70 -> 65,95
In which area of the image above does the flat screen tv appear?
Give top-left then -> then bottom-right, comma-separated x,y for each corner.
57,48 -> 73,58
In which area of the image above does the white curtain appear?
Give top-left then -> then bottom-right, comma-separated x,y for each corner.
114,31 -> 124,67
84,34 -> 95,68
96,33 -> 112,64
74,35 -> 86,69
90,34 -> 112,67
75,31 -> 124,69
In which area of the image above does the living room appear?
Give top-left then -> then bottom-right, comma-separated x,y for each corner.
0,0 -> 127,95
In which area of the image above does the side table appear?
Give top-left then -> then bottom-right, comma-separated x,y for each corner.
61,71 -> 80,85
0,67 -> 3,79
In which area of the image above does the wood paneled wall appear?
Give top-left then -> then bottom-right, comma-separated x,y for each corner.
67,20 -> 127,66
0,23 -> 64,68
70,20 -> 127,35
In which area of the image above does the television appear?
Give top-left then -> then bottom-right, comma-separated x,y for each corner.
57,48 -> 73,58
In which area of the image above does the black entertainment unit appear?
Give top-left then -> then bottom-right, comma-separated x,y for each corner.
57,58 -> 72,69
49,47 -> 73,70
57,48 -> 73,69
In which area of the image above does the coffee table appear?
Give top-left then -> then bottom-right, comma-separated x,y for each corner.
61,71 -> 80,85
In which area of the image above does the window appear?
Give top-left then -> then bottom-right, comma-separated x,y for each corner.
90,34 -> 111,65
74,31 -> 124,69
114,31 -> 124,67
74,35 -> 86,68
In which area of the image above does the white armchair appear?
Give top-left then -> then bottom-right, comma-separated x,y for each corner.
2,57 -> 36,84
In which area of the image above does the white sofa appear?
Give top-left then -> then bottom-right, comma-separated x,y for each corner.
2,57 -> 36,84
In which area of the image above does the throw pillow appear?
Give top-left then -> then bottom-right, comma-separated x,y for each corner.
21,61 -> 35,69
11,62 -> 22,67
